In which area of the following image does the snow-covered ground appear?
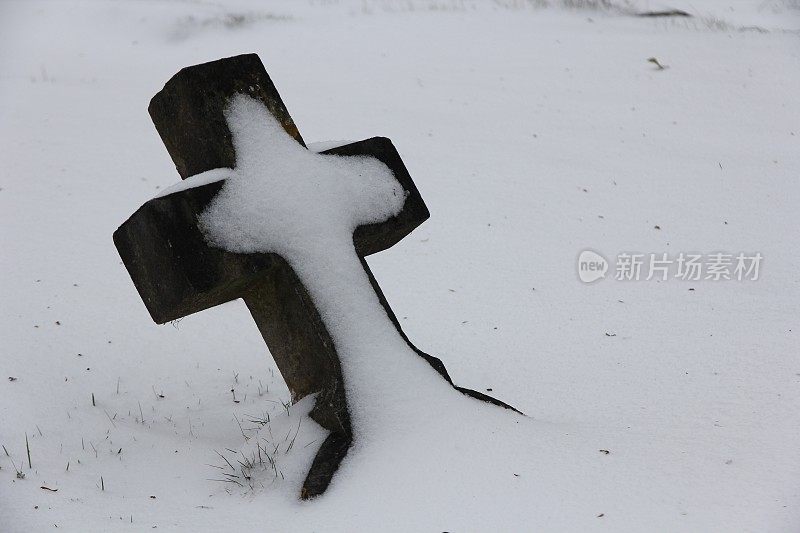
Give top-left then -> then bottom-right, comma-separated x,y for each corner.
1,0 -> 799,531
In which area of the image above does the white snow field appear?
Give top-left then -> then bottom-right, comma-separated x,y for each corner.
1,0 -> 799,531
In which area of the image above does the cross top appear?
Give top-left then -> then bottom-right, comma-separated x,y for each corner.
114,54 -> 517,499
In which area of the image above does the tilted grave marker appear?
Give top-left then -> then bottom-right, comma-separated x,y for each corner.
114,54 -> 516,499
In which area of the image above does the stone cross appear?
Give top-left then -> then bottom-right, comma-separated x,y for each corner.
114,54 -> 516,499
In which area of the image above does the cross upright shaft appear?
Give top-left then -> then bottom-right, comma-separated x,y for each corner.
114,54 -> 516,499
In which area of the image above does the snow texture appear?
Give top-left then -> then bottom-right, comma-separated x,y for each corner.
198,93 -> 407,257
307,140 -> 354,153
153,168 -> 229,198
1,0 -> 799,531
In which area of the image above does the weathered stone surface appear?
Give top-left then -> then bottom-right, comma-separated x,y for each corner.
147,53 -> 305,178
114,54 -> 517,499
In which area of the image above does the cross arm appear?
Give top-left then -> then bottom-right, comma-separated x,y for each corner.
113,134 -> 427,324
320,137 -> 429,257
112,180 -> 278,323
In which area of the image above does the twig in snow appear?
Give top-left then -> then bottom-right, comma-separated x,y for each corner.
286,419 -> 302,453
214,450 -> 235,471
208,477 -> 242,486
9,456 -> 24,479
234,415 -> 248,441
637,9 -> 690,17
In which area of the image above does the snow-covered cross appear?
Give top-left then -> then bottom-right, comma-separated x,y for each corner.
114,54 -> 516,499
